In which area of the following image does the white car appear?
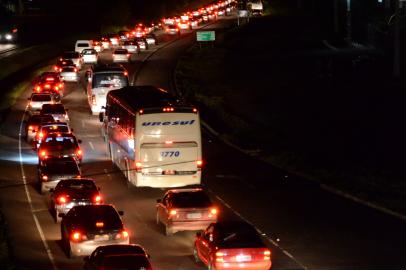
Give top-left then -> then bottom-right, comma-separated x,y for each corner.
165,25 -> 180,35
112,48 -> 130,63
75,40 -> 93,54
145,34 -> 157,46
135,38 -> 148,51
27,93 -> 58,114
81,49 -> 98,64
122,40 -> 139,54
60,66 -> 80,82
61,51 -> 82,70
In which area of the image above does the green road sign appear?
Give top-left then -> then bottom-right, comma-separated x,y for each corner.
196,31 -> 215,42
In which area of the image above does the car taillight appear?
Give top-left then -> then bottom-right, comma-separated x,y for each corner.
71,231 -> 87,242
77,149 -> 82,156
57,195 -> 68,204
74,68 -> 77,72
40,150 -> 46,157
135,161 -> 142,172
196,160 -> 203,169
54,66 -> 59,71
264,250 -> 271,260
93,195 -> 102,204
114,229 -> 129,240
127,54 -> 130,57
169,209 -> 177,216
35,86 -> 41,92
91,95 -> 96,105
28,125 -> 33,130
124,71 -> 128,76
215,251 -> 224,262
39,132 -> 44,138
210,208 -> 218,215
42,175 -> 48,181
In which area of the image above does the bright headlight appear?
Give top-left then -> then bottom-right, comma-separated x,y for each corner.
5,34 -> 12,40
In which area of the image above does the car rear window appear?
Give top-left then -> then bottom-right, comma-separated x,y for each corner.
42,125 -> 69,133
41,105 -> 66,114
43,160 -> 79,174
62,67 -> 76,72
102,255 -> 151,270
56,180 -> 96,191
31,94 -> 52,102
217,224 -> 265,248
170,191 -> 212,208
77,43 -> 90,47
77,205 -> 122,230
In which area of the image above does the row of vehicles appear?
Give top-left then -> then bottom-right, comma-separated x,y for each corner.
22,0 -> 272,268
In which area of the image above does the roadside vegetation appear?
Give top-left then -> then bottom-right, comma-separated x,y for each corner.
176,2 -> 406,215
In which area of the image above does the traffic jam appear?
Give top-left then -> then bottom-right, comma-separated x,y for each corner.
22,1 -> 273,269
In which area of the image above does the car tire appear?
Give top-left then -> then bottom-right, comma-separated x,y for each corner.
165,225 -> 173,236
193,246 -> 201,263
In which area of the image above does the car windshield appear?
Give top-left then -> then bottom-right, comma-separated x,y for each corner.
82,50 -> 95,55
42,125 -> 69,133
77,43 -> 89,47
43,160 -> 78,174
76,205 -> 122,230
56,180 -> 96,191
102,255 -> 151,270
217,223 -> 265,248
62,67 -> 76,72
93,73 -> 128,89
41,105 -> 65,114
170,191 -> 212,208
31,94 -> 51,102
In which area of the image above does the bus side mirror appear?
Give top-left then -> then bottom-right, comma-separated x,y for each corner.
99,112 -> 104,123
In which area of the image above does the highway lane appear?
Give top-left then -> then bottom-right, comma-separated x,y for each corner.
0,14 -> 405,270
0,44 -> 18,59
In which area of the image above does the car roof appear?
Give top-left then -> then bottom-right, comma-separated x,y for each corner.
166,188 -> 203,194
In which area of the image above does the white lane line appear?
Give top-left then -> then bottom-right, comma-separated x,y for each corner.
19,106 -> 58,270
208,188 -> 308,270
88,141 -> 95,150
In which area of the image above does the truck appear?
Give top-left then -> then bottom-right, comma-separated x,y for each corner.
247,0 -> 263,16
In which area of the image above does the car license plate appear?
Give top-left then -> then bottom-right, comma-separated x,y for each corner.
236,254 -> 252,262
94,234 -> 109,241
187,213 -> 202,219
163,170 -> 176,175
78,202 -> 87,206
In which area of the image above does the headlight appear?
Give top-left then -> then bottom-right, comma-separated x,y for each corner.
5,34 -> 12,40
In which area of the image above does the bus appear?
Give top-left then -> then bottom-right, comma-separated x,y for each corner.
86,64 -> 129,115
100,86 -> 202,188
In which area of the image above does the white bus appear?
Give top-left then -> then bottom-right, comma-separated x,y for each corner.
86,64 -> 129,115
100,86 -> 202,188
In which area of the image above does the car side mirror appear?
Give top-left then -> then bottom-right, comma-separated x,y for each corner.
156,199 -> 162,203
58,213 -> 66,218
78,139 -> 82,144
118,211 -> 124,216
196,232 -> 201,237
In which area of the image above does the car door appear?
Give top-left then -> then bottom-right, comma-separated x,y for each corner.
158,194 -> 170,225
197,224 -> 215,264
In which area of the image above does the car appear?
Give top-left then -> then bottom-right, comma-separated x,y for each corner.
37,157 -> 81,194
0,26 -> 18,43
122,40 -> 139,54
37,133 -> 82,162
54,59 -> 75,72
35,121 -> 72,147
190,19 -> 200,29
165,24 -> 180,35
178,20 -> 191,30
132,24 -> 146,38
156,188 -> 218,235
118,30 -> 130,42
100,36 -> 111,50
50,179 -> 102,223
60,66 -> 80,82
194,221 -> 272,270
61,51 -> 82,70
92,39 -> 103,52
81,49 -> 98,64
40,103 -> 69,122
108,34 -> 120,47
112,48 -> 130,63
75,40 -> 93,54
135,38 -> 148,51
83,244 -> 152,270
27,93 -> 58,115
33,72 -> 64,97
145,34 -> 157,46
60,204 -> 129,258
25,114 -> 54,142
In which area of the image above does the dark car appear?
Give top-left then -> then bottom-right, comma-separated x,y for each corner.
60,205 -> 129,258
37,133 -> 82,162
54,59 -> 75,72
50,179 -> 102,223
25,114 -> 54,142
33,72 -> 64,97
61,51 -> 82,69
83,244 -> 152,270
37,157 -> 81,194
40,103 -> 69,122
194,221 -> 272,270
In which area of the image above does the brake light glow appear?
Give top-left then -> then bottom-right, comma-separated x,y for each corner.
135,161 -> 142,172
40,151 -> 46,157
115,230 -> 129,239
57,195 -> 67,204
42,175 -> 48,181
46,77 -> 54,81
215,251 -> 224,262
96,222 -> 104,228
71,231 -> 87,242
139,109 -> 144,114
196,160 -> 203,169
77,149 -> 82,156
124,71 -> 128,76
93,195 -> 102,204
264,250 -> 271,260
210,208 -> 218,215
169,209 -> 177,215
193,108 -> 198,113
39,132 -> 44,138
163,107 -> 174,112
45,84 -> 51,89
28,125 -> 33,130
74,68 -> 77,72
36,86 -> 41,92
165,141 -> 173,145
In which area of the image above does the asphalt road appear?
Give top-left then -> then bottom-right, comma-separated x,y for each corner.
0,15 -> 405,270
0,44 -> 18,59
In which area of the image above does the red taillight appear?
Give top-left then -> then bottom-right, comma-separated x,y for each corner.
115,230 -> 129,240
35,86 -> 41,92
196,160 -> 203,169
91,95 -> 96,105
77,149 -> 82,156
93,195 -> 102,204
264,250 -> 271,260
40,150 -> 46,157
135,161 -> 142,172
39,132 -> 44,138
74,68 -> 77,72
215,251 -> 224,262
210,208 -> 218,215
163,107 -> 174,112
71,231 -> 87,242
57,195 -> 68,204
46,77 -> 54,81
42,175 -> 48,181
165,140 -> 173,145
169,209 -> 177,216
193,108 -> 198,113
124,71 -> 128,76
127,54 -> 130,57
28,125 -> 33,130
96,221 -> 104,228
54,66 -> 59,71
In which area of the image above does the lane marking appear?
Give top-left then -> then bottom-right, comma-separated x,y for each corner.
208,188 -> 308,270
88,141 -> 95,150
18,105 -> 58,270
